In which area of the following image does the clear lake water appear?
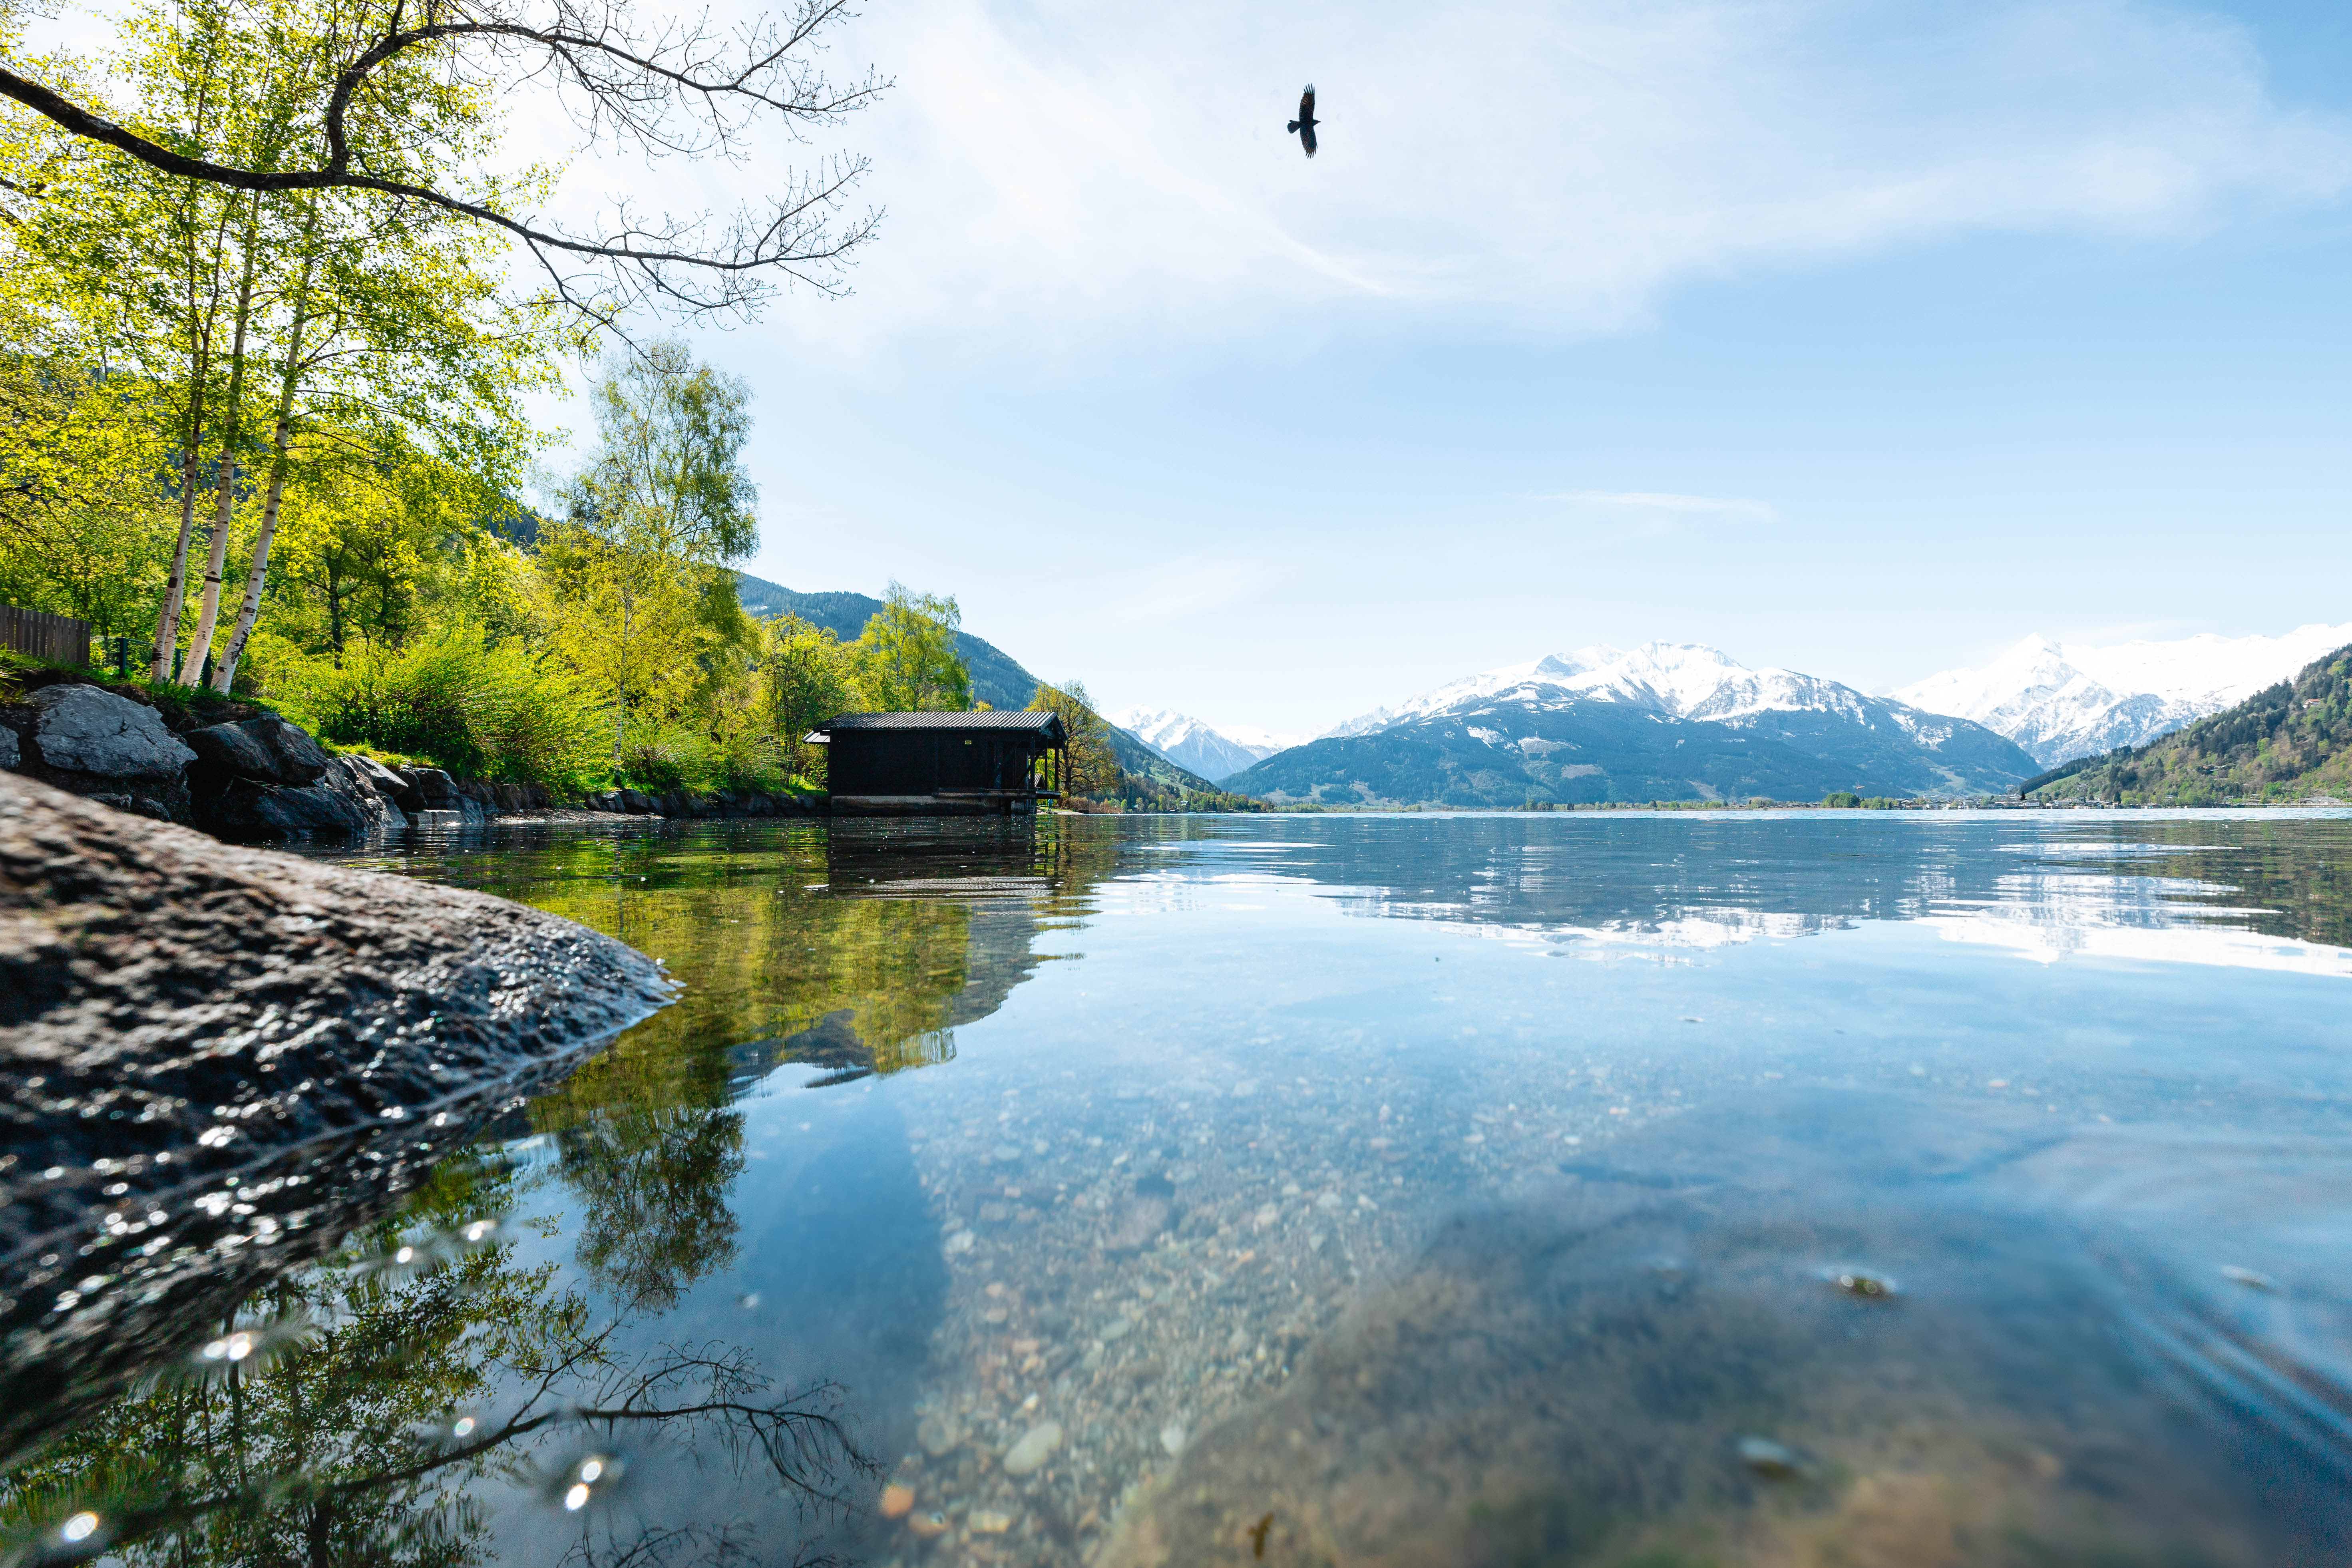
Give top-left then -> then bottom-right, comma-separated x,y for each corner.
8,808 -> 2352,1567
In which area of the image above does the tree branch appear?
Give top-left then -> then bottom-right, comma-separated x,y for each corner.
0,0 -> 887,327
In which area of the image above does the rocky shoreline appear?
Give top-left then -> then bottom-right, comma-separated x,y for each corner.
0,669 -> 821,839
0,769 -> 676,1464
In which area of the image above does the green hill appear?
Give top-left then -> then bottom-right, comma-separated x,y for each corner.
735,574 -> 1044,712
734,573 -> 1224,799
2026,642 -> 2352,805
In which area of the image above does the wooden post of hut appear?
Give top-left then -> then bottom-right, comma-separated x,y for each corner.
805,712 -> 1069,815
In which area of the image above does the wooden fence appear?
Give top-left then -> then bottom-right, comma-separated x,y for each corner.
0,605 -> 91,667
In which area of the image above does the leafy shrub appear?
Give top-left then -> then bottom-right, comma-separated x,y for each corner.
283,624 -> 610,790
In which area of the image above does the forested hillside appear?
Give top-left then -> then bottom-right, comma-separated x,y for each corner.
736,575 -> 1046,713
2028,643 -> 2352,805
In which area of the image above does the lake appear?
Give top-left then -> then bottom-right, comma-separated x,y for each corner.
6,808 -> 2352,1566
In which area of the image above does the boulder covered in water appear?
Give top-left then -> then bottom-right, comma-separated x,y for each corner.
0,769 -> 672,1460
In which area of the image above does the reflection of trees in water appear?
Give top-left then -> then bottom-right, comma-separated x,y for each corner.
562,1108 -> 746,1317
3,819 -> 1130,1565
2054,817 -> 2352,950
0,1158 -> 872,1567
446,817 -> 1131,1099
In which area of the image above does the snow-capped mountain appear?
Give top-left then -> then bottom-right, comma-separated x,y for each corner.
1112,708 -> 1297,783
1229,643 -> 2036,806
1895,624 -> 2352,768
1219,723 -> 1309,756
1329,643 -> 1967,737
1323,648 -> 1622,737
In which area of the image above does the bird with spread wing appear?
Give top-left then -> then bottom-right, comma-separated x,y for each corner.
1287,84 -> 1319,158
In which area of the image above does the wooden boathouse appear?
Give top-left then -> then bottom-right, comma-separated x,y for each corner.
808,711 -> 1069,815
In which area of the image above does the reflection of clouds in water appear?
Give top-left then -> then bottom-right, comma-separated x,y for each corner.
1175,834 -> 2342,975
1925,907 -> 2352,976
1918,870 -> 2351,976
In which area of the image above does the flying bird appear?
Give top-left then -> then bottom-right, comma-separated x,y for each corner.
1287,84 -> 1318,158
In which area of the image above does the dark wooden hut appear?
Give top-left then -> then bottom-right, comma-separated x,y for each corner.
808,711 -> 1068,815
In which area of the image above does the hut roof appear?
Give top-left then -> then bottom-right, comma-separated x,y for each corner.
810,710 -> 1067,742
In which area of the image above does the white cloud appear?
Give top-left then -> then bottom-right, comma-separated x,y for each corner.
1544,491 -> 1779,520
734,0 -> 2352,358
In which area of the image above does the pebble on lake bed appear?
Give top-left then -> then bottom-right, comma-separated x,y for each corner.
917,1413 -> 964,1457
1003,1420 -> 1063,1476
971,1509 -> 1014,1534
1821,1265 -> 1900,1298
1736,1436 -> 1809,1478
879,1483 -> 914,1518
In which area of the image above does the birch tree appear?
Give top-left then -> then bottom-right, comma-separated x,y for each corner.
545,342 -> 758,762
855,584 -> 971,712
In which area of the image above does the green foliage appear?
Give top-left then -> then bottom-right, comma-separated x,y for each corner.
735,572 -> 1045,710
531,342 -> 765,786
558,342 -> 756,564
283,621 -> 609,789
855,581 -> 972,712
762,614 -> 861,784
1029,679 -> 1119,800
1821,791 -> 1862,808
2031,646 -> 2352,806
0,304 -> 177,643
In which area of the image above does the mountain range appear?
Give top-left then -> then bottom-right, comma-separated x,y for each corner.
1220,643 -> 2038,806
1894,624 -> 2352,768
742,571 -> 2348,808
2027,639 -> 2352,806
1110,709 -> 1292,782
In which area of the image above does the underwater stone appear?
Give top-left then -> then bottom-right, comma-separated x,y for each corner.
1002,1421 -> 1062,1476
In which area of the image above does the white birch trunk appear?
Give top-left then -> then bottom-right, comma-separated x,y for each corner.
214,203 -> 319,693
178,195 -> 262,686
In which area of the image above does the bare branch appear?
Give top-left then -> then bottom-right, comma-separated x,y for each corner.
0,0 -> 888,328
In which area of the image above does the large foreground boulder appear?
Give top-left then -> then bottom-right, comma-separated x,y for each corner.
0,771 -> 672,1460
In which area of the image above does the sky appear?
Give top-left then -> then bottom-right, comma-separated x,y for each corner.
531,0 -> 2352,737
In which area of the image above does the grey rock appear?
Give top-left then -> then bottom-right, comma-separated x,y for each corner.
30,685 -> 195,780
1001,1420 -> 1062,1476
183,716 -> 327,788
322,756 -> 407,833
0,725 -> 16,769
181,720 -> 275,789
256,718 -> 327,782
398,766 -> 463,809
917,1413 -> 965,1457
0,768 -> 671,1462
203,776 -> 374,838
344,753 -> 408,802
